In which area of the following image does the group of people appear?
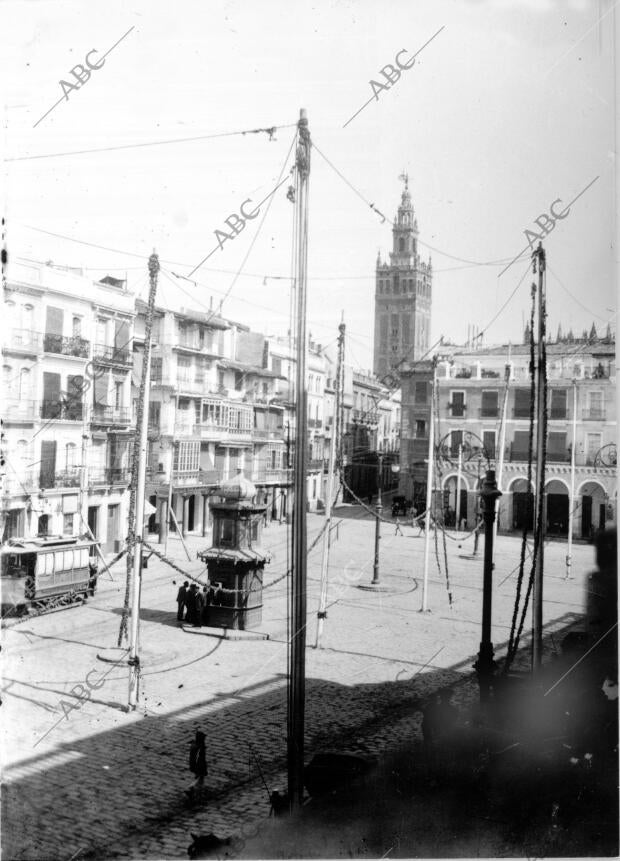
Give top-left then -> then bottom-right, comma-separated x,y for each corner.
175,580 -> 224,627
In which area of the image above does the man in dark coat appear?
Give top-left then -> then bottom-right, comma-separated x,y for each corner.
184,584 -> 197,626
176,581 -> 189,623
193,586 -> 204,628
202,585 -> 210,625
186,730 -> 208,802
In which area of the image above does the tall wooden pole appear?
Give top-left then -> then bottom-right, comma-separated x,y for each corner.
532,243 -> 547,671
128,337 -> 151,709
288,109 -> 311,809
455,443 -> 462,533
315,320 -> 345,648
118,252 -> 159,646
566,379 -> 577,579
421,362 -> 436,612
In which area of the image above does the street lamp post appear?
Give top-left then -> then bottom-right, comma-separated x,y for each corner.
371,453 -> 383,585
474,469 -> 502,703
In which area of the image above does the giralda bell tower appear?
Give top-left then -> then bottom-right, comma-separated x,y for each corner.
373,175 -> 432,379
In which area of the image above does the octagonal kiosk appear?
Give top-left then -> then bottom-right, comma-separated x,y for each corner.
197,471 -> 269,630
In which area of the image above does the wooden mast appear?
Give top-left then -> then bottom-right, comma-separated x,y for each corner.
288,109 -> 311,809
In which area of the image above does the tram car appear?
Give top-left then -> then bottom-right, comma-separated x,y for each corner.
1,535 -> 99,616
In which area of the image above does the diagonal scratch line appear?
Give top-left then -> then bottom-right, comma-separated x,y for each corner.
544,622 -> 618,697
32,26 -> 135,128
498,176 -> 600,278
343,26 -> 445,128
33,654 -> 127,748
99,25 -> 135,61
187,175 -> 290,278
545,0 -> 619,76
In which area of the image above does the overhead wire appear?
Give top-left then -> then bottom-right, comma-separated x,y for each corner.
5,123 -> 297,162
311,140 -> 529,269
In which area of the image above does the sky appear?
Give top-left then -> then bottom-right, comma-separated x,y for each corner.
2,0 -> 616,373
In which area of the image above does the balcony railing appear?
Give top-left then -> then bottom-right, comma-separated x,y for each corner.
351,409 -> 378,424
55,469 -> 81,488
307,458 -> 327,472
582,407 -> 606,421
89,468 -> 132,485
43,334 -> 89,358
3,329 -> 41,353
509,445 -> 570,464
512,408 -> 531,419
3,398 -> 37,421
480,407 -> 499,418
252,467 -> 293,484
174,421 -> 253,439
91,406 -> 132,425
2,471 -> 37,494
547,450 -> 571,463
549,409 -> 568,420
252,428 -> 284,441
41,400 -> 83,421
93,343 -> 132,365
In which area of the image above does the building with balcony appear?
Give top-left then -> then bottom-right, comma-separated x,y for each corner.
2,262 -> 135,551
399,338 -> 616,538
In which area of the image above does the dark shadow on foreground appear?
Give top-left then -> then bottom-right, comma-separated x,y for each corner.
2,607 -> 617,860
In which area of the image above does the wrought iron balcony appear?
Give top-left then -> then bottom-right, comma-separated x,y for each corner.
252,467 -> 293,484
43,334 -> 89,358
91,405 -> 132,425
3,398 -> 37,421
252,428 -> 284,441
41,400 -> 83,421
89,468 -> 132,485
3,329 -> 41,353
582,407 -> 606,421
93,343 -> 132,365
55,469 -> 81,488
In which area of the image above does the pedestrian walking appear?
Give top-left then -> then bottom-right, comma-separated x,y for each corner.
176,581 -> 189,623
184,583 -> 197,626
186,730 -> 208,802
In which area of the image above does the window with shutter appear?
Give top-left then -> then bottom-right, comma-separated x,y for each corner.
514,388 -> 530,418
415,381 -> 428,403
548,432 -> 567,462
42,372 -> 61,419
483,431 -> 496,459
66,375 -> 84,420
39,440 -> 57,488
481,390 -> 499,417
511,430 -> 530,461
550,388 -> 567,419
450,391 -> 465,417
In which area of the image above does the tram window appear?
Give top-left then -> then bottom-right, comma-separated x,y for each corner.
63,551 -> 74,570
78,548 -> 88,567
54,552 -> 64,572
43,553 -> 54,576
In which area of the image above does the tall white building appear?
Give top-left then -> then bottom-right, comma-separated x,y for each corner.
2,262 -> 135,550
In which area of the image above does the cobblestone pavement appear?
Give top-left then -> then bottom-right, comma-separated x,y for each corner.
2,513 -> 593,859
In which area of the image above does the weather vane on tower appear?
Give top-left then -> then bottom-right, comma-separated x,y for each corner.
398,171 -> 409,189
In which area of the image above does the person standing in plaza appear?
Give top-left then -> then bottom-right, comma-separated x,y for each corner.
193,585 -> 204,628
186,730 -> 208,802
176,581 -> 189,623
184,583 -> 197,626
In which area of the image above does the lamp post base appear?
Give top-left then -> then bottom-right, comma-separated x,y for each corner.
357,583 -> 393,593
